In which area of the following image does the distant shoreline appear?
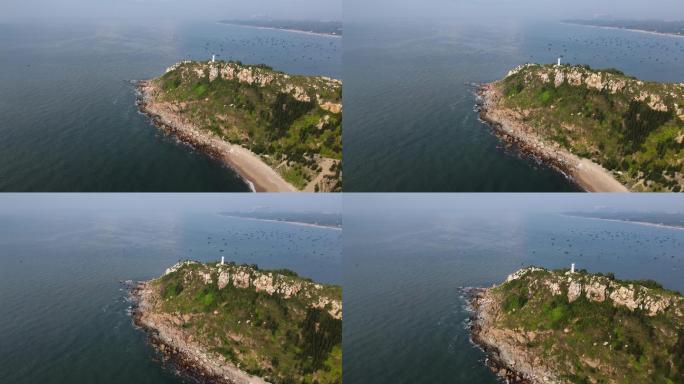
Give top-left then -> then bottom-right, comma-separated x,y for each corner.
565,214 -> 684,231
219,22 -> 342,38
564,22 -> 684,39
222,215 -> 342,230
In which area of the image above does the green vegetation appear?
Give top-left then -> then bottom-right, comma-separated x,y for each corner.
492,268 -> 684,383
154,61 -> 342,191
153,261 -> 342,384
497,64 -> 684,191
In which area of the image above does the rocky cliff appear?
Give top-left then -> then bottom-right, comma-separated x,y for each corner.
140,60 -> 342,192
132,261 -> 342,384
482,63 -> 684,191
469,267 -> 684,383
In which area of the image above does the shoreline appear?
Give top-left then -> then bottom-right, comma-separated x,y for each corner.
219,22 -> 342,38
564,22 -> 684,39
130,281 -> 268,384
466,287 -> 535,384
221,214 -> 342,230
565,214 -> 684,231
476,82 -> 629,193
136,80 -> 297,193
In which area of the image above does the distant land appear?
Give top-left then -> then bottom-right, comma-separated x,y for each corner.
221,20 -> 342,36
138,60 -> 342,192
221,211 -> 342,229
565,19 -> 684,37
478,63 -> 684,192
468,267 -> 684,383
131,261 -> 341,384
568,211 -> 684,229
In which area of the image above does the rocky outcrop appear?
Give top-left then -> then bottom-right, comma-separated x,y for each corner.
163,61 -> 341,110
470,267 -> 684,384
504,63 -> 684,117
469,287 -> 558,384
476,83 -> 628,192
505,267 -> 681,316
131,281 -> 269,384
130,261 -> 342,384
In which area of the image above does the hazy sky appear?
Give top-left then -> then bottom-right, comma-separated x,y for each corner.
345,0 -> 684,22
2,0 -> 341,23
0,193 -> 341,215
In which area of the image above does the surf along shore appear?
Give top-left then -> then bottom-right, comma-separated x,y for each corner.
477,83 -> 628,192
137,80 -> 297,192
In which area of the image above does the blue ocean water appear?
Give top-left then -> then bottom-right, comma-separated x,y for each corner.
0,205 -> 341,383
343,19 -> 684,191
0,21 -> 340,191
343,195 -> 684,383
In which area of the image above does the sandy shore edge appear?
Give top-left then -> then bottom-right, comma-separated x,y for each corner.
477,83 -> 628,192
130,281 -> 269,384
136,80 -> 297,193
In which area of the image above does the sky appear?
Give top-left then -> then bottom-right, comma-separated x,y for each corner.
0,193 -> 342,215
345,0 -> 684,22
2,0 -> 341,23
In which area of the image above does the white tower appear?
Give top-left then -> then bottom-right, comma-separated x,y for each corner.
557,57 -> 561,66
220,256 -> 224,265
571,263 -> 575,273
212,54 -> 216,63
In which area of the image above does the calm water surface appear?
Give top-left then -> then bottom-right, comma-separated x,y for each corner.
343,196 -> 684,383
0,21 -> 340,191
344,19 -> 684,191
0,209 -> 341,383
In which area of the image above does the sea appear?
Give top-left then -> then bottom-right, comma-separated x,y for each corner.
343,18 -> 684,191
0,21 -> 340,191
0,199 -> 342,383
343,194 -> 684,383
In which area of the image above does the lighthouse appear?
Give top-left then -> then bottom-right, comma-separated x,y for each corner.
557,57 -> 561,66
220,256 -> 224,265
212,54 -> 216,63
571,263 -> 575,273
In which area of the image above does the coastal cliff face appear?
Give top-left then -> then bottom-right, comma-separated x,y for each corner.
142,60 -> 342,192
470,267 -> 684,384
485,63 -> 684,191
132,261 -> 342,384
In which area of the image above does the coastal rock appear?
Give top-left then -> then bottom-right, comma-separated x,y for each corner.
218,270 -> 230,289
584,279 -> 606,302
232,269 -> 251,289
130,261 -> 342,383
469,267 -> 684,384
567,281 -> 582,302
253,273 -> 275,295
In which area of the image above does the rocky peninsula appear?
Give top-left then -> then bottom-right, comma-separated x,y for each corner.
131,261 -> 342,384
137,60 -> 342,192
478,63 -> 684,192
469,267 -> 684,383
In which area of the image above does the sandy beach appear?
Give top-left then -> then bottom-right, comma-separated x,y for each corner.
477,83 -> 628,193
137,80 -> 297,192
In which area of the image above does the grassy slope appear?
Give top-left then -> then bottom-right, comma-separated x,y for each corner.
154,61 -> 342,191
497,64 -> 684,191
153,262 -> 342,384
493,268 -> 684,384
